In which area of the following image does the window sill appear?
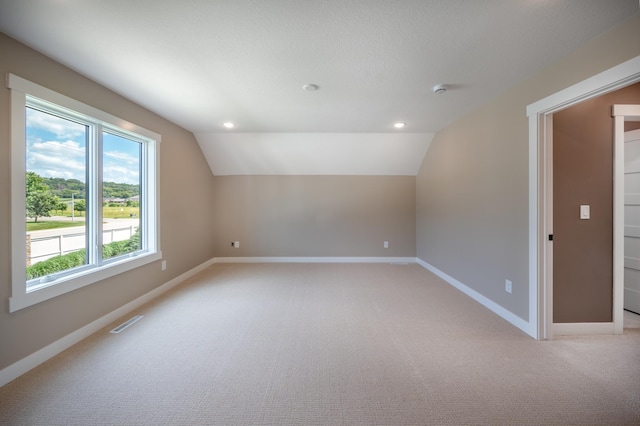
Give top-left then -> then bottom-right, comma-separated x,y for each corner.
9,250 -> 162,313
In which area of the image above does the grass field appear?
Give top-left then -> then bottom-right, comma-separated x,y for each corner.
102,206 -> 139,219
26,221 -> 85,232
55,205 -> 140,220
28,205 -> 140,231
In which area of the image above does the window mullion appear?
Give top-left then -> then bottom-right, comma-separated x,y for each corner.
87,123 -> 102,266
9,74 -> 161,312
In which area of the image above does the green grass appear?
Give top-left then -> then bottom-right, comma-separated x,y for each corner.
53,205 -> 140,220
102,206 -> 139,219
26,221 -> 85,231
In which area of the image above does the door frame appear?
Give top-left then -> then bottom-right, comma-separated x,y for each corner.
614,109 -> 640,331
527,55 -> 640,340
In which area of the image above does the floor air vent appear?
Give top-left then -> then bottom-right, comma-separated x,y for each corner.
110,315 -> 144,334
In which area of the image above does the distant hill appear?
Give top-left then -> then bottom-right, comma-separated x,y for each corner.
43,177 -> 139,199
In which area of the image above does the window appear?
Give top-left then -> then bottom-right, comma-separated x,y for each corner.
9,74 -> 161,312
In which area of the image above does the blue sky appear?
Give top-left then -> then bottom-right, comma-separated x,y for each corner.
26,107 -> 141,185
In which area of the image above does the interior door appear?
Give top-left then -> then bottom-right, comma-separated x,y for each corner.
624,128 -> 640,314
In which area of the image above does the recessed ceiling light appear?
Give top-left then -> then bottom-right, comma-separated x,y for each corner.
222,122 -> 235,129
394,122 -> 406,129
303,84 -> 319,92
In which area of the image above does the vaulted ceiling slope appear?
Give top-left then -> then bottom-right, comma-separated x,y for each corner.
1,1 -> 638,175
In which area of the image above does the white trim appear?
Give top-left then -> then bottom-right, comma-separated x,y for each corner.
7,73 -> 162,312
3,255 -> 546,386
527,55 -> 640,339
0,257 -> 216,388
528,112 -> 541,340
416,258 -> 536,338
8,74 -> 160,141
9,252 -> 163,312
612,104 -> 640,117
613,105 -> 640,333
9,78 -> 27,310
213,256 -> 417,264
526,56 -> 640,117
613,112 -> 625,334
552,322 -> 615,336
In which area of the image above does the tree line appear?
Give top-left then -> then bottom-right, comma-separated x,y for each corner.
26,172 -> 139,222
43,176 -> 139,199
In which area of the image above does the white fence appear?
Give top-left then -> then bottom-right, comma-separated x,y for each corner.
27,225 -> 138,266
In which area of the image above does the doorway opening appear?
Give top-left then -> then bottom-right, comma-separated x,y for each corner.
527,55 -> 640,340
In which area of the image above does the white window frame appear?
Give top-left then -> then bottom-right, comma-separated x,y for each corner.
8,74 -> 162,312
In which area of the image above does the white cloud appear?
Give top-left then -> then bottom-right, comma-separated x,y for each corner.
31,140 -> 85,158
27,139 -> 86,181
104,150 -> 139,165
25,114 -> 140,185
103,163 -> 139,185
27,109 -> 86,139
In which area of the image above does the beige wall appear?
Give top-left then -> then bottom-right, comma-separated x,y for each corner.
417,12 -> 640,322
213,175 -> 416,258
0,34 -> 216,370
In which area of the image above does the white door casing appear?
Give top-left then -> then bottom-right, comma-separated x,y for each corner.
527,55 -> 640,340
623,128 -> 640,314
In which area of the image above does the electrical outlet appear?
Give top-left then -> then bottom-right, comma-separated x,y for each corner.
505,279 -> 512,294
383,241 -> 389,249
231,241 -> 240,248
161,260 -> 166,271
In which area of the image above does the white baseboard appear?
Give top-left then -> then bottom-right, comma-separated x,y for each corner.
0,258 -> 216,388
552,322 -> 617,336
214,256 -> 417,264
416,258 -> 536,338
3,256 -> 542,387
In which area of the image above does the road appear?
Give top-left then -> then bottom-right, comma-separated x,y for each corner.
27,216 -> 140,237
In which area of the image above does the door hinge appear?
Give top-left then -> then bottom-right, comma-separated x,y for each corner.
548,234 -> 553,241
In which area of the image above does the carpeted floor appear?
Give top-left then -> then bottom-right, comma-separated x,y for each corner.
1,263 -> 639,425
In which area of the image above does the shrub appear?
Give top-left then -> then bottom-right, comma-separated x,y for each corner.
27,229 -> 142,279
26,250 -> 86,280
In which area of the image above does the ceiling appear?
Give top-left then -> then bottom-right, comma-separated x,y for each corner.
1,1 -> 638,175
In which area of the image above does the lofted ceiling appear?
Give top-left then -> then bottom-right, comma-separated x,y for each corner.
1,0 -> 638,175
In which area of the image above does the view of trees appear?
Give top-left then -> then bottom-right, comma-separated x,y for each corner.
26,172 -> 140,221
42,176 -> 139,200
26,171 -> 60,222
74,199 -> 86,215
43,177 -> 85,199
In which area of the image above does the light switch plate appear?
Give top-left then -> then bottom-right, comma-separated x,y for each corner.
580,205 -> 590,220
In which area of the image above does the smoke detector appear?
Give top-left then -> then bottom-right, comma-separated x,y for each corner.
433,84 -> 447,95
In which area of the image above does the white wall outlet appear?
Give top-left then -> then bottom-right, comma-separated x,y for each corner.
383,241 -> 389,249
161,260 -> 167,271
232,241 -> 240,248
505,279 -> 512,294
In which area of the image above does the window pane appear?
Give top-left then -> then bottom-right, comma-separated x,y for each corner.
25,107 -> 88,286
102,131 -> 142,260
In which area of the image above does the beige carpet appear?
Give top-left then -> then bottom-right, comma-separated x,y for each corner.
1,263 -> 639,425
